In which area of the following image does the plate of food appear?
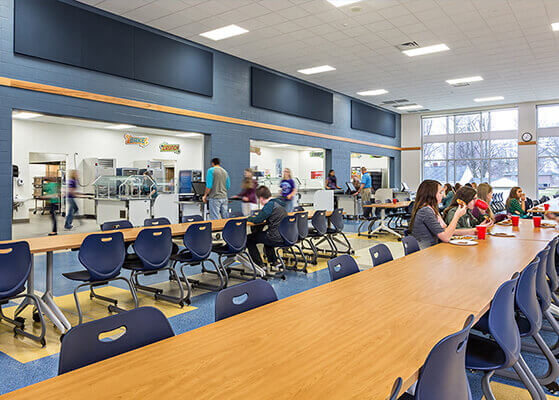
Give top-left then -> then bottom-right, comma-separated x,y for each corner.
489,232 -> 516,237
449,239 -> 478,246
540,221 -> 556,228
497,220 -> 512,226
452,235 -> 476,240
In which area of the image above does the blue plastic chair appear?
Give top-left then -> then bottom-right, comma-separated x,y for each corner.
101,220 -> 133,231
306,210 -> 336,262
58,306 -> 174,374
182,214 -> 203,223
401,314 -> 475,400
327,254 -> 360,281
389,377 -> 403,400
402,236 -> 420,256
124,227 -> 187,306
294,211 -> 310,272
369,243 -> 393,267
0,241 -> 46,346
466,276 -> 547,400
144,217 -> 171,226
62,232 -> 138,325
212,218 -> 258,285
272,215 -> 299,277
215,280 -> 277,321
326,208 -> 353,256
170,221 -> 225,295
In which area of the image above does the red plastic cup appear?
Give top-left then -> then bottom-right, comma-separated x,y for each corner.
544,204 -> 550,211
533,216 -> 542,228
393,198 -> 397,204
475,199 -> 489,211
476,225 -> 487,240
511,215 -> 520,227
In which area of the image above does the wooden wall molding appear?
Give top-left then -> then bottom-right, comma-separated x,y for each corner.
400,146 -> 421,151
0,76 -> 402,151
518,141 -> 536,146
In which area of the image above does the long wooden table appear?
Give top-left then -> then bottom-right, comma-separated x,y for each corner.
1,212 -> 325,334
1,219 -> 553,399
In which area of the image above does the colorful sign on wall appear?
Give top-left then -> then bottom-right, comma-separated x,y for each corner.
311,170 -> 324,180
159,142 -> 181,154
250,146 -> 261,155
124,133 -> 149,148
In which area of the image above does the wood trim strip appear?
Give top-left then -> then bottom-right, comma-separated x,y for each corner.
518,141 -> 536,146
401,146 -> 421,151
0,76 -> 402,151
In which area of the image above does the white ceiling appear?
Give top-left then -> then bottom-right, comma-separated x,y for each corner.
78,0 -> 559,113
250,139 -> 323,151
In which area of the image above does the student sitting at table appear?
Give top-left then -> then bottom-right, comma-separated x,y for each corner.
472,183 -> 496,222
410,180 -> 478,250
506,186 -> 528,218
442,183 -> 454,209
246,185 -> 287,272
443,186 -> 494,229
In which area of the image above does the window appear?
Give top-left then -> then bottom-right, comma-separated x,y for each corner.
536,106 -> 559,196
422,108 -> 518,192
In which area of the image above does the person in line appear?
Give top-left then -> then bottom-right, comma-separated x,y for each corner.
506,186 -> 527,218
141,170 -> 158,200
454,183 -> 462,192
470,182 -> 478,190
43,176 -> 60,236
234,168 -> 257,216
279,168 -> 297,212
409,179 -> 478,250
64,170 -> 82,230
442,183 -> 455,209
353,166 -> 372,206
246,186 -> 287,272
351,174 -> 361,193
473,183 -> 496,222
443,186 -> 494,229
325,169 -> 341,190
203,158 -> 231,220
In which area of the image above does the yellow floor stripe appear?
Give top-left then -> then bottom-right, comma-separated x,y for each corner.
484,381 -> 559,399
0,286 -> 195,363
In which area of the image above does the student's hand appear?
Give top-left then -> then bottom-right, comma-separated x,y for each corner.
479,219 -> 494,228
202,195 -> 207,203
455,204 -> 468,218
287,193 -> 293,200
521,193 -> 526,201
242,196 -> 249,202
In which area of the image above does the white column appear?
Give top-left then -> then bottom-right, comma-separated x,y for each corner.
400,114 -> 422,191
517,103 -> 537,199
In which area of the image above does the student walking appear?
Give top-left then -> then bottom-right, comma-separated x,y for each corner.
203,158 -> 231,220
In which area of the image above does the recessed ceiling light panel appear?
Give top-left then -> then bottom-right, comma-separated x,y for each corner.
402,44 -> 449,57
297,65 -> 336,75
200,25 -> 248,41
552,22 -> 559,31
106,124 -> 136,130
13,111 -> 43,120
357,89 -> 388,96
326,0 -> 362,7
474,96 -> 504,102
395,104 -> 423,110
446,76 -> 483,85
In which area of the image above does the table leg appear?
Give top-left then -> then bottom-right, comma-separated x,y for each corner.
370,209 -> 403,239
43,251 -> 72,332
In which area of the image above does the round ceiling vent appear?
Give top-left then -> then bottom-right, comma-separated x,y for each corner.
350,6 -> 362,12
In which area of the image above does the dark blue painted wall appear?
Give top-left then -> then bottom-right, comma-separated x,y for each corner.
0,0 -> 401,239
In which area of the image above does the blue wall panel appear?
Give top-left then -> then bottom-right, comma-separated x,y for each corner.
0,0 -> 401,239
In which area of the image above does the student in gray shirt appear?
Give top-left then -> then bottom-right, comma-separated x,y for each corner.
409,180 -> 472,250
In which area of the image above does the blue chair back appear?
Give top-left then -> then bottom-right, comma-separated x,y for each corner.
144,217 -> 171,227
0,241 -> 32,299
215,280 -> 278,321
58,306 -> 174,374
311,210 -> 328,235
329,208 -> 344,232
402,236 -> 420,256
516,259 -> 542,336
389,378 -> 402,400
295,212 -> 309,240
546,237 -> 559,292
100,220 -> 133,231
327,255 -> 360,281
279,216 -> 298,246
133,227 -> 173,270
369,244 -> 393,267
487,276 -> 521,369
535,247 -> 552,310
415,315 -> 474,400
221,218 -> 248,253
183,222 -> 212,261
182,214 -> 203,223
78,232 -> 126,281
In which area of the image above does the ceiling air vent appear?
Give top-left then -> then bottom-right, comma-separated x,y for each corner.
449,82 -> 470,88
407,109 -> 430,113
396,41 -> 419,51
381,99 -> 409,105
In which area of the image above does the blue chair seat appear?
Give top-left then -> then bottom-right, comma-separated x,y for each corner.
0,285 -> 25,301
475,311 -> 531,337
211,243 -> 236,255
62,270 -> 93,282
326,227 -> 338,234
465,334 -> 507,370
398,393 -> 413,400
169,250 -> 195,262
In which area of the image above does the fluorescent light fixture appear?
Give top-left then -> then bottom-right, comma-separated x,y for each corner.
326,0 -> 362,7
13,111 -> 43,120
297,65 -> 336,75
106,124 -> 136,130
446,76 -> 483,85
200,25 -> 248,41
269,144 -> 290,148
357,89 -> 388,96
395,104 -> 423,110
403,43 -> 449,57
176,132 -> 202,138
552,22 -> 559,31
304,148 -> 322,151
474,96 -> 504,102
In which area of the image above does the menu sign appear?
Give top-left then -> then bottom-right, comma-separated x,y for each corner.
160,142 -> 181,154
124,133 -> 149,148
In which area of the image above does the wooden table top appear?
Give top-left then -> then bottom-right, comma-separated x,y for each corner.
364,201 -> 411,209
2,226 -> 551,400
491,219 -> 558,242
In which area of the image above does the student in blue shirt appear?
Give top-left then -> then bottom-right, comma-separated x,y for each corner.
279,168 -> 297,212
202,158 -> 231,220
353,166 -> 372,205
